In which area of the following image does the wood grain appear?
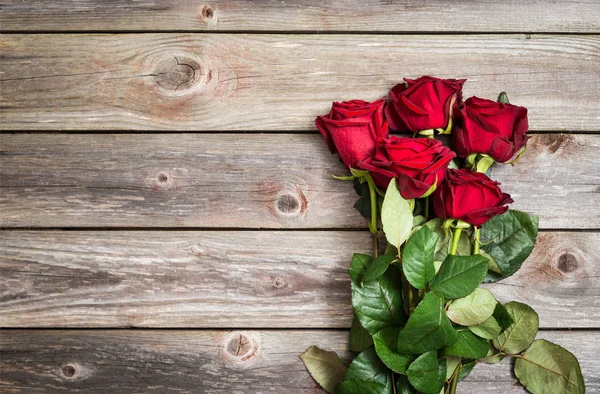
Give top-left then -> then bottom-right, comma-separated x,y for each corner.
1,34 -> 599,131
1,230 -> 597,328
1,134 -> 598,229
1,0 -> 599,33
0,329 -> 597,393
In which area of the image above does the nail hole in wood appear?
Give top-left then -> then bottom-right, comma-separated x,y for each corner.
157,173 -> 168,183
273,277 -> 285,288
557,252 -> 579,273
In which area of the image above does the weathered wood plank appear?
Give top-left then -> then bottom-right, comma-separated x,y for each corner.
1,0 -> 599,33
1,134 -> 598,229
0,329 -> 597,393
1,34 -> 599,131
1,231 -> 597,328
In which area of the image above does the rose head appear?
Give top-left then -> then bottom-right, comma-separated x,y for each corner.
316,98 -> 388,169
385,76 -> 465,132
358,136 -> 456,199
452,96 -> 529,162
433,168 -> 513,227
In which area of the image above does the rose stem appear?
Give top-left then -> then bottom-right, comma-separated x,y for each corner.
449,227 -> 463,255
473,227 -> 480,255
365,174 -> 378,237
424,196 -> 429,220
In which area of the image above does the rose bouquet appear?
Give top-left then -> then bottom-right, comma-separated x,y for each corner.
300,77 -> 584,394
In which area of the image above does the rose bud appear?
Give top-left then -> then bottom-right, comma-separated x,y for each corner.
316,98 -> 388,169
452,96 -> 529,163
384,76 -> 466,133
433,169 -> 513,227
358,136 -> 456,199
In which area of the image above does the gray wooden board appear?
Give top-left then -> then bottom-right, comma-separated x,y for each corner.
1,134 -> 598,229
1,0 -> 599,33
1,34 -> 599,131
0,329 -> 597,393
0,230 -> 597,328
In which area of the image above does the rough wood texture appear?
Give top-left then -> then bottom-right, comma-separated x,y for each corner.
0,329 -> 597,393
1,0 -> 599,33
1,134 -> 598,229
1,34 -> 599,131
1,230 -> 597,328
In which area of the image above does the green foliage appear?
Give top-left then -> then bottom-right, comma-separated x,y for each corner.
443,329 -> 489,359
468,316 -> 502,339
300,346 -> 347,393
349,316 -> 373,352
402,226 -> 438,289
395,375 -> 416,394
381,178 -> 413,250
396,292 -> 458,354
430,254 -> 489,299
350,258 -> 405,335
406,351 -> 446,394
480,210 -> 539,282
341,347 -> 393,394
373,327 -> 413,374
362,254 -> 397,283
492,302 -> 539,354
336,380 -> 387,394
514,339 -> 585,394
446,288 -> 497,326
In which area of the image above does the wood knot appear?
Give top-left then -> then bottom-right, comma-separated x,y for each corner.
557,252 -> 580,273
153,171 -> 173,190
221,332 -> 259,367
62,364 -> 76,378
273,276 -> 285,288
274,188 -> 307,217
154,56 -> 204,94
201,5 -> 215,20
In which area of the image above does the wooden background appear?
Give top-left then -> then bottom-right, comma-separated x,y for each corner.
1,1 -> 599,392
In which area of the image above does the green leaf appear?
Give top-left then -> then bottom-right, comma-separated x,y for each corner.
351,264 -> 405,335
515,339 -> 585,394
443,329 -> 489,359
480,210 -> 539,282
396,375 -> 416,394
343,347 -> 393,394
458,362 -> 475,382
381,178 -> 413,250
430,254 -> 489,299
300,346 -> 347,393
350,316 -> 373,352
445,356 -> 461,380
493,302 -> 514,331
336,380 -> 386,394
362,254 -> 397,283
402,226 -> 439,289
469,316 -> 502,340
396,292 -> 458,354
406,351 -> 446,394
349,253 -> 372,283
373,327 -> 413,374
492,302 -> 539,354
446,288 -> 497,326
352,178 -> 372,219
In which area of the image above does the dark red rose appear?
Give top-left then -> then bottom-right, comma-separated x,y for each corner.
452,96 -> 529,162
385,76 -> 465,132
358,136 -> 456,199
433,169 -> 513,227
316,98 -> 388,169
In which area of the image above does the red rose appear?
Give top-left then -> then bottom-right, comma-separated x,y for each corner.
385,76 -> 465,132
452,97 -> 529,162
433,169 -> 513,227
358,137 -> 456,199
316,98 -> 388,169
